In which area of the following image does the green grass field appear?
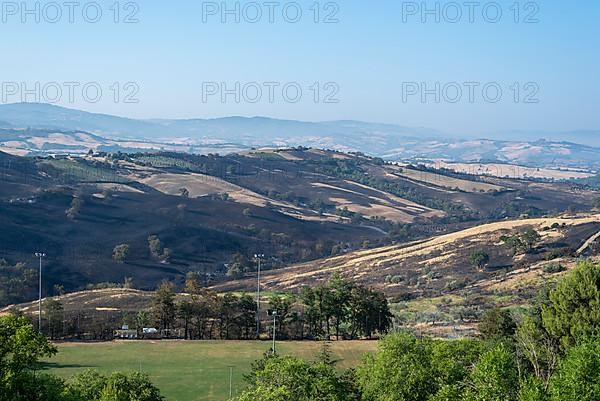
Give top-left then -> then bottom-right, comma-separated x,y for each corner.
43,341 -> 377,401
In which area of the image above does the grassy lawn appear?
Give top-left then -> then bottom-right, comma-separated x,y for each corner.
43,340 -> 377,401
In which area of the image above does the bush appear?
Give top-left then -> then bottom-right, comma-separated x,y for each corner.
237,355 -> 357,401
543,264 -> 566,274
65,370 -> 165,401
549,341 -> 600,401
519,376 -> 548,401
479,308 -> 517,340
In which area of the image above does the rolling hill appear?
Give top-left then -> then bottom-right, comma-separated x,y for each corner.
213,213 -> 600,336
0,147 -> 598,308
1,103 -> 600,171
5,213 -> 600,338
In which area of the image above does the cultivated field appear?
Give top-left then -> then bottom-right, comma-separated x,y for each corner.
44,340 -> 376,401
432,161 -> 595,180
388,165 -> 508,193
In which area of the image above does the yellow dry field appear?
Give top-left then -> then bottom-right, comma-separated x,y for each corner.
93,183 -> 145,195
214,214 -> 600,292
432,162 -> 595,180
137,172 -> 248,198
307,149 -> 353,160
311,181 -> 445,223
133,171 -> 342,223
0,144 -> 30,156
28,133 -> 101,149
388,165 -> 507,193
0,288 -> 155,316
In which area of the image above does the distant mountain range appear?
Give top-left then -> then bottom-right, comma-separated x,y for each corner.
0,102 -> 599,171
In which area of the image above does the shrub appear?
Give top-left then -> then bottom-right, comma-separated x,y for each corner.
543,264 -> 566,274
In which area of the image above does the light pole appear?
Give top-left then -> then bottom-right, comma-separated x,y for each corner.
254,253 -> 264,339
35,252 -> 46,333
271,311 -> 277,355
228,366 -> 233,398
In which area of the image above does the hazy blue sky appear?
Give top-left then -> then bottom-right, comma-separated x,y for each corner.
1,0 -> 598,136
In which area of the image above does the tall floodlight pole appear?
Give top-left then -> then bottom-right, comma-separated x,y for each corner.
35,252 -> 46,333
272,311 -> 277,355
254,253 -> 264,339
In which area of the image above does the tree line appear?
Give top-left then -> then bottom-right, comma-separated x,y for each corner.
29,273 -> 392,341
150,273 -> 392,340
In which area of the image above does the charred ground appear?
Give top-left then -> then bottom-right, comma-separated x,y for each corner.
0,148 -> 598,306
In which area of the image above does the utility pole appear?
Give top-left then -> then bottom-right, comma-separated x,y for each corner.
254,253 -> 264,339
229,366 -> 233,398
35,252 -> 46,333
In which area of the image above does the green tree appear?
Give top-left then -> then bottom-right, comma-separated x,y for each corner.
0,314 -> 57,401
135,311 -> 151,332
463,344 -> 519,401
152,281 -> 176,331
501,229 -> 541,255
479,308 -> 517,340
431,339 -> 489,390
469,249 -> 490,270
184,271 -> 203,295
227,252 -> 251,277
521,228 -> 542,252
549,341 -> 600,401
328,274 -> 353,340
148,235 -> 170,262
65,370 -> 108,400
428,385 -> 463,401
268,294 -> 295,338
112,244 -> 130,263
356,332 -> 437,401
44,298 -> 64,340
148,235 -> 163,259
65,370 -> 165,401
237,293 -> 257,339
178,300 -> 195,340
515,316 -> 559,389
237,355 -> 357,401
66,197 -> 84,220
98,372 -> 165,401
542,260 -> 600,350
349,285 -> 392,339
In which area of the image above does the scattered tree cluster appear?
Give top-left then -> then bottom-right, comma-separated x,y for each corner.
237,260 -> 600,401
112,244 -> 130,263
148,235 -> 172,263
300,274 -> 393,340
501,228 -> 542,255
0,259 -> 37,306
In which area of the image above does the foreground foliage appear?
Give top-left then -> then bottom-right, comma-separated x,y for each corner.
238,354 -> 359,401
237,260 -> 600,401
